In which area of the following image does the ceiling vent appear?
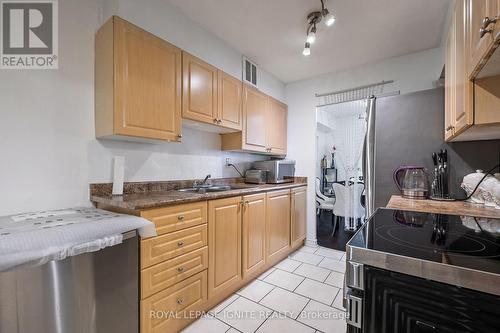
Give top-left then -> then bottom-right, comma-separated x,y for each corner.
243,57 -> 258,87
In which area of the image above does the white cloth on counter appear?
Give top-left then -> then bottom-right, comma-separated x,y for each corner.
0,207 -> 157,272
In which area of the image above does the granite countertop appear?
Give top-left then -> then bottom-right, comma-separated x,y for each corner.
387,195 -> 500,219
90,177 -> 307,211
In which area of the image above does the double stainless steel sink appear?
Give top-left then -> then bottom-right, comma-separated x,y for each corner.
177,184 -> 253,193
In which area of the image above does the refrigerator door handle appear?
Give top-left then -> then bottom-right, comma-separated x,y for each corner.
364,96 -> 376,218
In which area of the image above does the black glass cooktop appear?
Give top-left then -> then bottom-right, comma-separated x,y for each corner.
349,208 -> 500,275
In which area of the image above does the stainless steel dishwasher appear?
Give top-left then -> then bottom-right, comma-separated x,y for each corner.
0,231 -> 139,333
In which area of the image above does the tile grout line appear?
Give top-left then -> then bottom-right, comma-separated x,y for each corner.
294,298 -> 334,333
292,277 -> 341,308
251,310 -> 273,333
330,288 -> 340,307
211,295 -> 240,316
254,284 -> 276,303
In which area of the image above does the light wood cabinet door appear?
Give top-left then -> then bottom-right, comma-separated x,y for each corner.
445,1 -> 473,141
454,0 -> 473,136
141,201 -> 207,236
141,224 -> 207,269
243,85 -> 268,152
266,97 -> 288,155
218,71 -> 243,130
141,246 -> 208,299
291,187 -> 307,248
242,193 -> 267,278
266,190 -> 291,264
99,16 -> 182,141
141,270 -> 207,333
182,52 -> 218,124
445,24 -> 455,141
466,0 -> 498,77
208,197 -> 242,298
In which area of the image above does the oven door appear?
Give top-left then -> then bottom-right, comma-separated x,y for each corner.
363,266 -> 500,333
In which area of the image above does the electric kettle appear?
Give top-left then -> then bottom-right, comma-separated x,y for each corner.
393,166 -> 429,199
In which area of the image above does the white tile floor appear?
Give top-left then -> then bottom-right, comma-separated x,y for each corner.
182,245 -> 347,333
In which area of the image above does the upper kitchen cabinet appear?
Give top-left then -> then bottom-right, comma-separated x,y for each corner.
466,0 -> 500,78
95,16 -> 182,142
182,52 -> 242,131
218,71 -> 243,131
221,85 -> 288,156
444,1 -> 500,142
445,0 -> 473,140
266,97 -> 288,155
182,52 -> 219,125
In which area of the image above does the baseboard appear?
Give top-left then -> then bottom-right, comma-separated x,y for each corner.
305,238 -> 318,247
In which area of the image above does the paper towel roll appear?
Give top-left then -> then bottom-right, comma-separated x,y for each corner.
112,156 -> 125,195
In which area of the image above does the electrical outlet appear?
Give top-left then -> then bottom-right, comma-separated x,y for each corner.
225,158 -> 231,167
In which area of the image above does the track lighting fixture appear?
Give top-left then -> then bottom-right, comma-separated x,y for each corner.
303,42 -> 311,56
302,0 -> 336,56
323,9 -> 336,26
307,25 -> 316,44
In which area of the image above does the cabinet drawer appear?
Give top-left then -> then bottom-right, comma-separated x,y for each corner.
141,202 -> 207,236
141,270 -> 207,333
141,224 -> 207,269
141,246 -> 208,299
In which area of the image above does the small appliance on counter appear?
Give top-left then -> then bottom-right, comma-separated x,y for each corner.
345,208 -> 500,332
393,165 -> 429,199
252,159 -> 296,184
244,169 -> 268,184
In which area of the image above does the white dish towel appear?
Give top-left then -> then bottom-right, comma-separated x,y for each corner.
0,207 -> 156,272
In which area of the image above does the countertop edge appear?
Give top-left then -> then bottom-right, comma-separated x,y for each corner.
90,182 -> 308,211
387,195 -> 500,219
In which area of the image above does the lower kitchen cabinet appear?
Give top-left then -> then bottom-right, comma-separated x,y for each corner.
242,193 -> 267,278
98,185 -> 307,333
266,189 -> 291,265
291,186 -> 307,248
208,197 -> 242,298
141,270 -> 208,333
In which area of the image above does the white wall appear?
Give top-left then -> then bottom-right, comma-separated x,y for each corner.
0,0 -> 285,216
102,0 -> 286,102
286,47 -> 444,246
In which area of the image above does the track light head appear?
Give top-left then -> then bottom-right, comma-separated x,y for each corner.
307,25 -> 317,44
323,9 -> 336,26
303,42 -> 311,56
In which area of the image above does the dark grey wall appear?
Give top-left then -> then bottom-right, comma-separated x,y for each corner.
374,88 -> 500,209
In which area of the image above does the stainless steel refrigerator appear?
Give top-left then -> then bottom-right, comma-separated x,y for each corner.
363,87 -> 500,216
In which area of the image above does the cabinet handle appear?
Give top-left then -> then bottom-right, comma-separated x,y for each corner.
177,215 -> 184,221
177,241 -> 184,247
218,119 -> 222,124
176,298 -> 184,305
482,16 -> 498,29
480,27 -> 493,38
445,125 -> 454,132
177,134 -> 182,139
213,118 -> 218,123
177,266 -> 184,272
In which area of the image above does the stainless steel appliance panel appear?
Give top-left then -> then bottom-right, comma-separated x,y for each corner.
0,232 -> 138,333
252,159 -> 295,183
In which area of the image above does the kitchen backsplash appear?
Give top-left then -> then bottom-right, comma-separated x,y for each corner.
88,126 -> 268,183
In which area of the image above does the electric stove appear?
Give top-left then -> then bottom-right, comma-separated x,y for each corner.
344,208 -> 500,333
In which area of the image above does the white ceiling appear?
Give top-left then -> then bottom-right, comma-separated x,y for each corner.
165,0 -> 451,83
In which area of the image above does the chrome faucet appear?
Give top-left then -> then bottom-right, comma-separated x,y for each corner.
201,174 -> 211,185
193,174 -> 212,188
